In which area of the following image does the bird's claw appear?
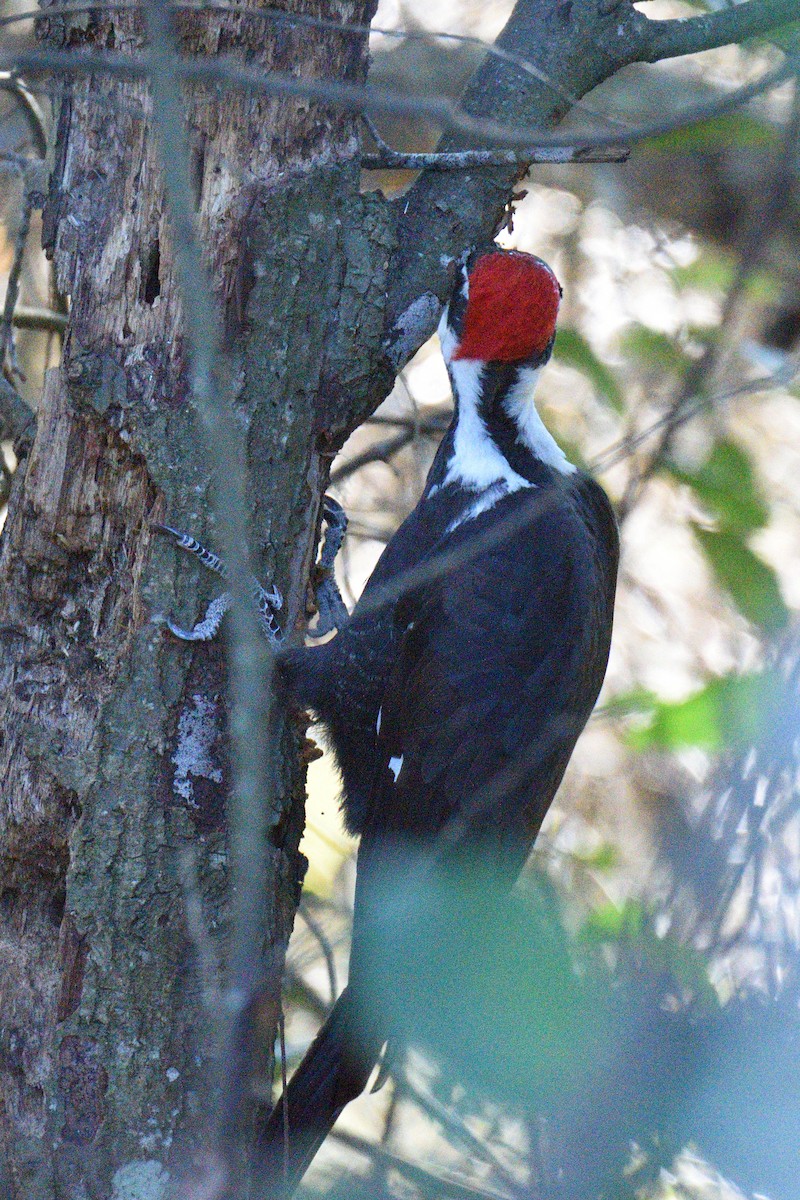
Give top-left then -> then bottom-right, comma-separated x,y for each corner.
151,493 -> 348,646
151,525 -> 283,645
308,496 -> 349,639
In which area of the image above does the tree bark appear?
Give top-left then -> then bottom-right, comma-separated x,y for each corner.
0,3 -> 384,1196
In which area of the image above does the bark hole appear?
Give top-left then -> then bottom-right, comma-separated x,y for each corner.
141,238 -> 161,306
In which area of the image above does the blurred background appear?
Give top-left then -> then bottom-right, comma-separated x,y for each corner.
2,1 -> 800,1196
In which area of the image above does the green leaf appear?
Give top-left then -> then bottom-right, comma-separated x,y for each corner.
627,670 -> 779,753
667,440 -> 769,534
619,323 -> 689,377
672,251 -> 736,294
694,527 -> 790,633
574,843 -> 618,872
673,253 -> 778,305
554,328 -> 625,412
646,112 -> 776,153
582,899 -> 645,944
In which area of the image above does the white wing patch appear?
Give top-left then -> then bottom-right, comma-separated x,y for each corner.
388,755 -> 404,782
446,480 -> 511,534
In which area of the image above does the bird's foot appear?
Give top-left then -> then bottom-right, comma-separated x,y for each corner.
308,495 -> 349,639
151,523 -> 283,645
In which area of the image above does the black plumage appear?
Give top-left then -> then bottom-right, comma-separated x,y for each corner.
262,250 -> 619,1195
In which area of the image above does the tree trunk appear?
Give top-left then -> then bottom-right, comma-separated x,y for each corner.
0,3 -> 385,1195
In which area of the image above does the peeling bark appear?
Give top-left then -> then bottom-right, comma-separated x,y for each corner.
0,3 -> 383,1195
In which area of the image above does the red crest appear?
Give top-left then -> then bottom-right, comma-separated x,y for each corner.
453,251 -> 562,363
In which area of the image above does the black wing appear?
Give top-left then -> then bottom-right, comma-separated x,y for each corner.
351,482 -> 616,966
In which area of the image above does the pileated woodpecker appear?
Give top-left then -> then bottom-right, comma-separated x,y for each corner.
155,247 -> 617,1193
247,248 -> 619,1192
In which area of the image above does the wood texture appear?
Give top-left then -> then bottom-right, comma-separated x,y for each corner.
0,3 -> 381,1196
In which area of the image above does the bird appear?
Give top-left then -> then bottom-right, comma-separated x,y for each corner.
249,246 -> 620,1194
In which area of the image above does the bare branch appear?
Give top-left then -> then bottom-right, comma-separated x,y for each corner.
329,428 -> 417,485
329,1128 -> 517,1200
0,169 -> 35,378
0,70 -> 48,156
635,0 -> 800,63
11,306 -> 68,334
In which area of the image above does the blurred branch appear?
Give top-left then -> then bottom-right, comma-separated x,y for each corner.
0,71 -> 48,156
330,1128 -> 517,1200
592,351 -> 800,474
0,168 -> 35,381
143,0 -> 277,1162
0,375 -> 36,453
617,73 -> 800,519
281,968 -> 330,1023
402,1077 -> 529,1199
0,47 -> 791,154
330,428 -> 418,485
296,901 -> 338,1006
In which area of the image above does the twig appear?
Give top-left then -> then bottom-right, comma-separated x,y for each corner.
362,146 -> 630,170
12,305 -> 68,334
0,70 -> 48,156
361,113 -> 629,168
329,1128 -> 518,1200
617,71 -> 800,518
0,374 -> 36,452
280,967 -> 330,1022
591,354 -> 800,475
8,0 -> 784,133
296,901 -> 338,1005
279,1009 -> 289,1187
0,168 -> 34,378
398,1077 -> 529,1198
329,427 -> 417,485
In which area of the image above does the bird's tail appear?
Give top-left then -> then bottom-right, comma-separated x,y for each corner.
252,987 -> 381,1198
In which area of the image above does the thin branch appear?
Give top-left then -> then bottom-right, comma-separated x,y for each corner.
361,112 -> 629,169
636,0 -> 800,64
329,1128 -> 518,1200
619,73 -> 800,519
280,967 -> 330,1022
12,305 -> 68,334
329,428 -> 418,485
0,174 -> 34,380
401,1078 -> 529,1199
12,0 -> 621,128
296,901 -> 338,1006
592,352 -> 800,475
0,45 -> 793,154
0,70 -> 48,156
14,0 -> 800,110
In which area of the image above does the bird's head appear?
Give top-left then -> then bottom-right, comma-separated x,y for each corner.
439,249 -> 562,368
